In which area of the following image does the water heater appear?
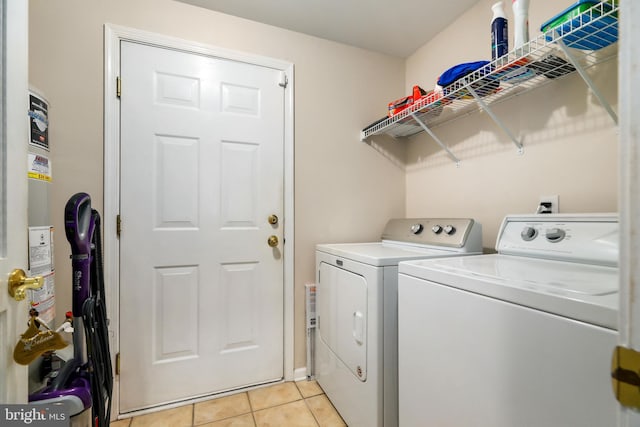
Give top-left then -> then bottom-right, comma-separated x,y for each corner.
26,87 -> 55,325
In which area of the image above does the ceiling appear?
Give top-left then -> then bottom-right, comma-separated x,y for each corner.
175,0 -> 481,58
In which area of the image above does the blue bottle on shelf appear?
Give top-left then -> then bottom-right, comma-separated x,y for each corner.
491,1 -> 509,60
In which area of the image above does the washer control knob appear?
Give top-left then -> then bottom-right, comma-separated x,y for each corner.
431,225 -> 443,234
410,224 -> 424,234
521,226 -> 538,241
443,225 -> 456,235
545,228 -> 566,243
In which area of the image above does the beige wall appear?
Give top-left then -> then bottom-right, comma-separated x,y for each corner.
28,0 -> 406,370
404,0 -> 618,249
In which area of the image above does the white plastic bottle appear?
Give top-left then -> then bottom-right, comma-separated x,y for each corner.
491,1 -> 508,60
513,0 -> 530,52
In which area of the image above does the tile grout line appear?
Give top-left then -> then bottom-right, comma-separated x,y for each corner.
296,381 -> 323,427
193,392 -> 254,426
251,383 -> 309,426
252,396 -> 305,412
245,391 -> 258,427
302,396 -> 322,427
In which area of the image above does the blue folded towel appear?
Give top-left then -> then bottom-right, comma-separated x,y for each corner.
437,61 -> 491,87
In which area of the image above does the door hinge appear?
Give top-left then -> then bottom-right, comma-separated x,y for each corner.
116,214 -> 121,238
611,345 -> 640,410
279,72 -> 288,88
116,76 -> 122,98
115,352 -> 120,375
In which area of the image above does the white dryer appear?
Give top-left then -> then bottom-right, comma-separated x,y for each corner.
398,214 -> 619,427
315,218 -> 483,427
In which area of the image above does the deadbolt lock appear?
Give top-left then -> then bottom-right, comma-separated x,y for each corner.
268,214 -> 279,225
267,235 -> 279,247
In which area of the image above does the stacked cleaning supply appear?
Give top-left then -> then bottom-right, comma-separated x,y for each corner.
437,61 -> 499,99
387,85 -> 446,118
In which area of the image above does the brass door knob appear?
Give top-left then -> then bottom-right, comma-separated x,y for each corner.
8,269 -> 44,301
267,235 -> 279,247
268,214 -> 279,225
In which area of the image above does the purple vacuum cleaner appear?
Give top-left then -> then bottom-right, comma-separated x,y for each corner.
29,193 -> 113,427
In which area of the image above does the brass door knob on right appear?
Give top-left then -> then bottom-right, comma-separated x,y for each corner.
267,235 -> 279,247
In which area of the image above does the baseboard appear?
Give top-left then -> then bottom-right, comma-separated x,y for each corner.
294,367 -> 309,382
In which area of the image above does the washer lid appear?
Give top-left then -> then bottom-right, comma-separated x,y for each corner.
425,254 -> 618,296
316,242 -> 480,267
399,254 -> 619,329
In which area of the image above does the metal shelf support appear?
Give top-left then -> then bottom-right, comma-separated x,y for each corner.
556,38 -> 618,125
409,112 -> 461,165
466,85 -> 524,154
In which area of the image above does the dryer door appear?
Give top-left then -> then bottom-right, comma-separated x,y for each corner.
318,262 -> 367,381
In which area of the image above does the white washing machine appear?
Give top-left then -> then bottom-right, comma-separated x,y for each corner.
398,214 -> 619,427
315,218 -> 483,427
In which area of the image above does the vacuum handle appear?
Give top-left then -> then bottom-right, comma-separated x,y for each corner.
65,192 -> 95,316
72,257 -> 91,317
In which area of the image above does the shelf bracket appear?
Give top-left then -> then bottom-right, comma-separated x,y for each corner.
409,112 -> 460,165
466,85 -> 524,154
556,38 -> 618,125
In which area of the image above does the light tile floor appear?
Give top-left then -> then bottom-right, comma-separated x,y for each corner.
110,380 -> 346,427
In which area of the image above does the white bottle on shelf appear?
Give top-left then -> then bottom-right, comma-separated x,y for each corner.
513,0 -> 530,52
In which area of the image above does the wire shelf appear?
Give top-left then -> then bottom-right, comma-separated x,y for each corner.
361,1 -> 619,143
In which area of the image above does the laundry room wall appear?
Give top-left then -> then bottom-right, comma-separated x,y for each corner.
28,0 -> 406,371
404,0 -> 618,250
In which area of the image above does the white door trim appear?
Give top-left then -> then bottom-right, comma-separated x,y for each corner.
618,1 -> 640,425
103,24 -> 295,417
1,0 -> 29,404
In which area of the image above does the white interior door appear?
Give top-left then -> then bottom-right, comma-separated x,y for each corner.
119,41 -> 285,412
0,0 -> 29,404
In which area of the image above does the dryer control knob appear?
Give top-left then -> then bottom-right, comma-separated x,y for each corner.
410,224 -> 424,234
546,228 -> 566,243
521,226 -> 538,241
432,225 -> 443,234
443,225 -> 456,235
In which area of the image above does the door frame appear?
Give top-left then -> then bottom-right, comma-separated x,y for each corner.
1,0 -> 29,404
618,1 -> 640,425
103,24 -> 295,416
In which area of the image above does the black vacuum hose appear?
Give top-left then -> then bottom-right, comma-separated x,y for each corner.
82,210 -> 113,427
